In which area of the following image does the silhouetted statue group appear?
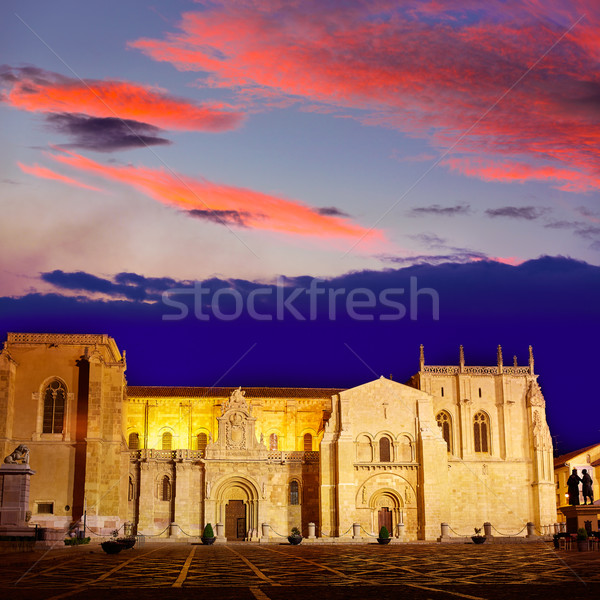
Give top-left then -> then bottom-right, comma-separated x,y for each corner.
567,468 -> 594,506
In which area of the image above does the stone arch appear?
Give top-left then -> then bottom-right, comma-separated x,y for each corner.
396,433 -> 414,462
213,475 -> 261,540
355,432 -> 374,462
374,431 -> 394,462
369,488 -> 404,537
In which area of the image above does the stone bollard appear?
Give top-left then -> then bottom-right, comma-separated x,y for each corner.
554,523 -> 560,535
169,522 -> 179,538
484,522 -> 492,538
440,522 -> 450,539
216,522 -> 225,538
526,522 -> 535,538
308,522 -> 316,539
397,523 -> 405,538
352,522 -> 361,539
262,523 -> 270,539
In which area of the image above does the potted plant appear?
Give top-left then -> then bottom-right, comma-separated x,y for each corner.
576,528 -> 589,552
471,527 -> 486,544
377,525 -> 391,545
201,523 -> 216,545
288,527 -> 302,545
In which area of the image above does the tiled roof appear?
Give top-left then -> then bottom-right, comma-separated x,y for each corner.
554,443 -> 600,468
126,386 -> 344,399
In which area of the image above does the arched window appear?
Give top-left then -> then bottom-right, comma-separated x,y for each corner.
269,433 -> 278,451
290,480 -> 299,505
379,437 -> 391,462
436,411 -> 452,453
161,475 -> 171,501
42,379 -> 66,434
162,432 -> 172,450
128,476 -> 135,501
197,432 -> 208,453
473,412 -> 489,453
303,433 -> 312,452
128,432 -> 140,450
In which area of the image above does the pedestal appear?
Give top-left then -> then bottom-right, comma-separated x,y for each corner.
559,505 -> 600,535
0,464 -> 36,536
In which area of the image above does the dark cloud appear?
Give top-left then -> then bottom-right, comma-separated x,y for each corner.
187,209 -> 249,227
485,206 -> 548,220
381,251 -> 487,266
407,204 -> 471,217
45,113 -> 171,152
314,206 -> 349,217
544,220 -> 580,230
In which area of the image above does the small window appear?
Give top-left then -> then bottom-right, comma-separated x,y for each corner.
162,432 -> 172,450
478,388 -> 482,398
37,502 -> 54,514
436,411 -> 452,453
379,437 -> 391,462
474,412 -> 489,453
128,432 -> 140,450
269,433 -> 278,451
161,475 -> 171,501
197,432 -> 208,453
42,379 -> 66,434
441,387 -> 444,397
303,433 -> 312,452
128,476 -> 135,501
290,480 -> 299,505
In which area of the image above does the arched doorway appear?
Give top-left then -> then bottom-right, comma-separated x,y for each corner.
370,489 -> 404,537
213,476 -> 260,541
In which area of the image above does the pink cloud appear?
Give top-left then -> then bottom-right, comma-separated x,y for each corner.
1,67 -> 243,132
129,1 -> 600,191
43,148 -> 384,245
17,162 -> 103,192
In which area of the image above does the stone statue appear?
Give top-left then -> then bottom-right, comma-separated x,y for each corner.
4,444 -> 30,464
567,468 -> 582,506
582,469 -> 594,505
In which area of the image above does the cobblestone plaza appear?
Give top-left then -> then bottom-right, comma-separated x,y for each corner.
2,542 -> 600,600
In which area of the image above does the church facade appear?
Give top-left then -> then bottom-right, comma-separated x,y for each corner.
0,333 -> 557,540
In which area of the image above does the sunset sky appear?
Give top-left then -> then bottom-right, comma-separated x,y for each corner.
1,1 -> 599,452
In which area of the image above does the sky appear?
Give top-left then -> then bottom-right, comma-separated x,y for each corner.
1,1 -> 599,453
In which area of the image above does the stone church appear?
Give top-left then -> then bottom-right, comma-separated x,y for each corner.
0,333 -> 557,541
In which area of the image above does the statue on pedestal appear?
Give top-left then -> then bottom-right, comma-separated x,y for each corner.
582,469 -> 594,505
567,468 -> 582,506
3,445 -> 30,465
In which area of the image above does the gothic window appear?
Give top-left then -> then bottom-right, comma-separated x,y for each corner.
42,379 -> 66,434
379,437 -> 391,462
473,412 -> 489,453
436,411 -> 452,453
197,432 -> 208,453
128,432 -> 140,450
269,433 -> 278,451
160,475 -> 171,501
303,433 -> 312,452
162,432 -> 172,450
289,480 -> 299,505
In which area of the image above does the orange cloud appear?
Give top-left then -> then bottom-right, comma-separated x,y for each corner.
44,148 -> 384,244
17,162 -> 102,192
1,67 -> 243,132
129,1 -> 600,192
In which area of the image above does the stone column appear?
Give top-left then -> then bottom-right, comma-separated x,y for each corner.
0,464 -> 36,536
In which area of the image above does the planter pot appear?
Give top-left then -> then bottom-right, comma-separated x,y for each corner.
377,538 -> 391,545
201,536 -> 216,545
577,540 -> 588,552
117,537 -> 136,550
101,541 -> 124,555
288,535 -> 302,545
471,536 -> 486,545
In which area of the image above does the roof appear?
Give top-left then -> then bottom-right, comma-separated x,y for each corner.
126,386 -> 344,399
554,443 -> 600,468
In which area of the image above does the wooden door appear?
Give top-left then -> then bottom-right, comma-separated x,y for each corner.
226,500 -> 246,539
378,507 -> 392,533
